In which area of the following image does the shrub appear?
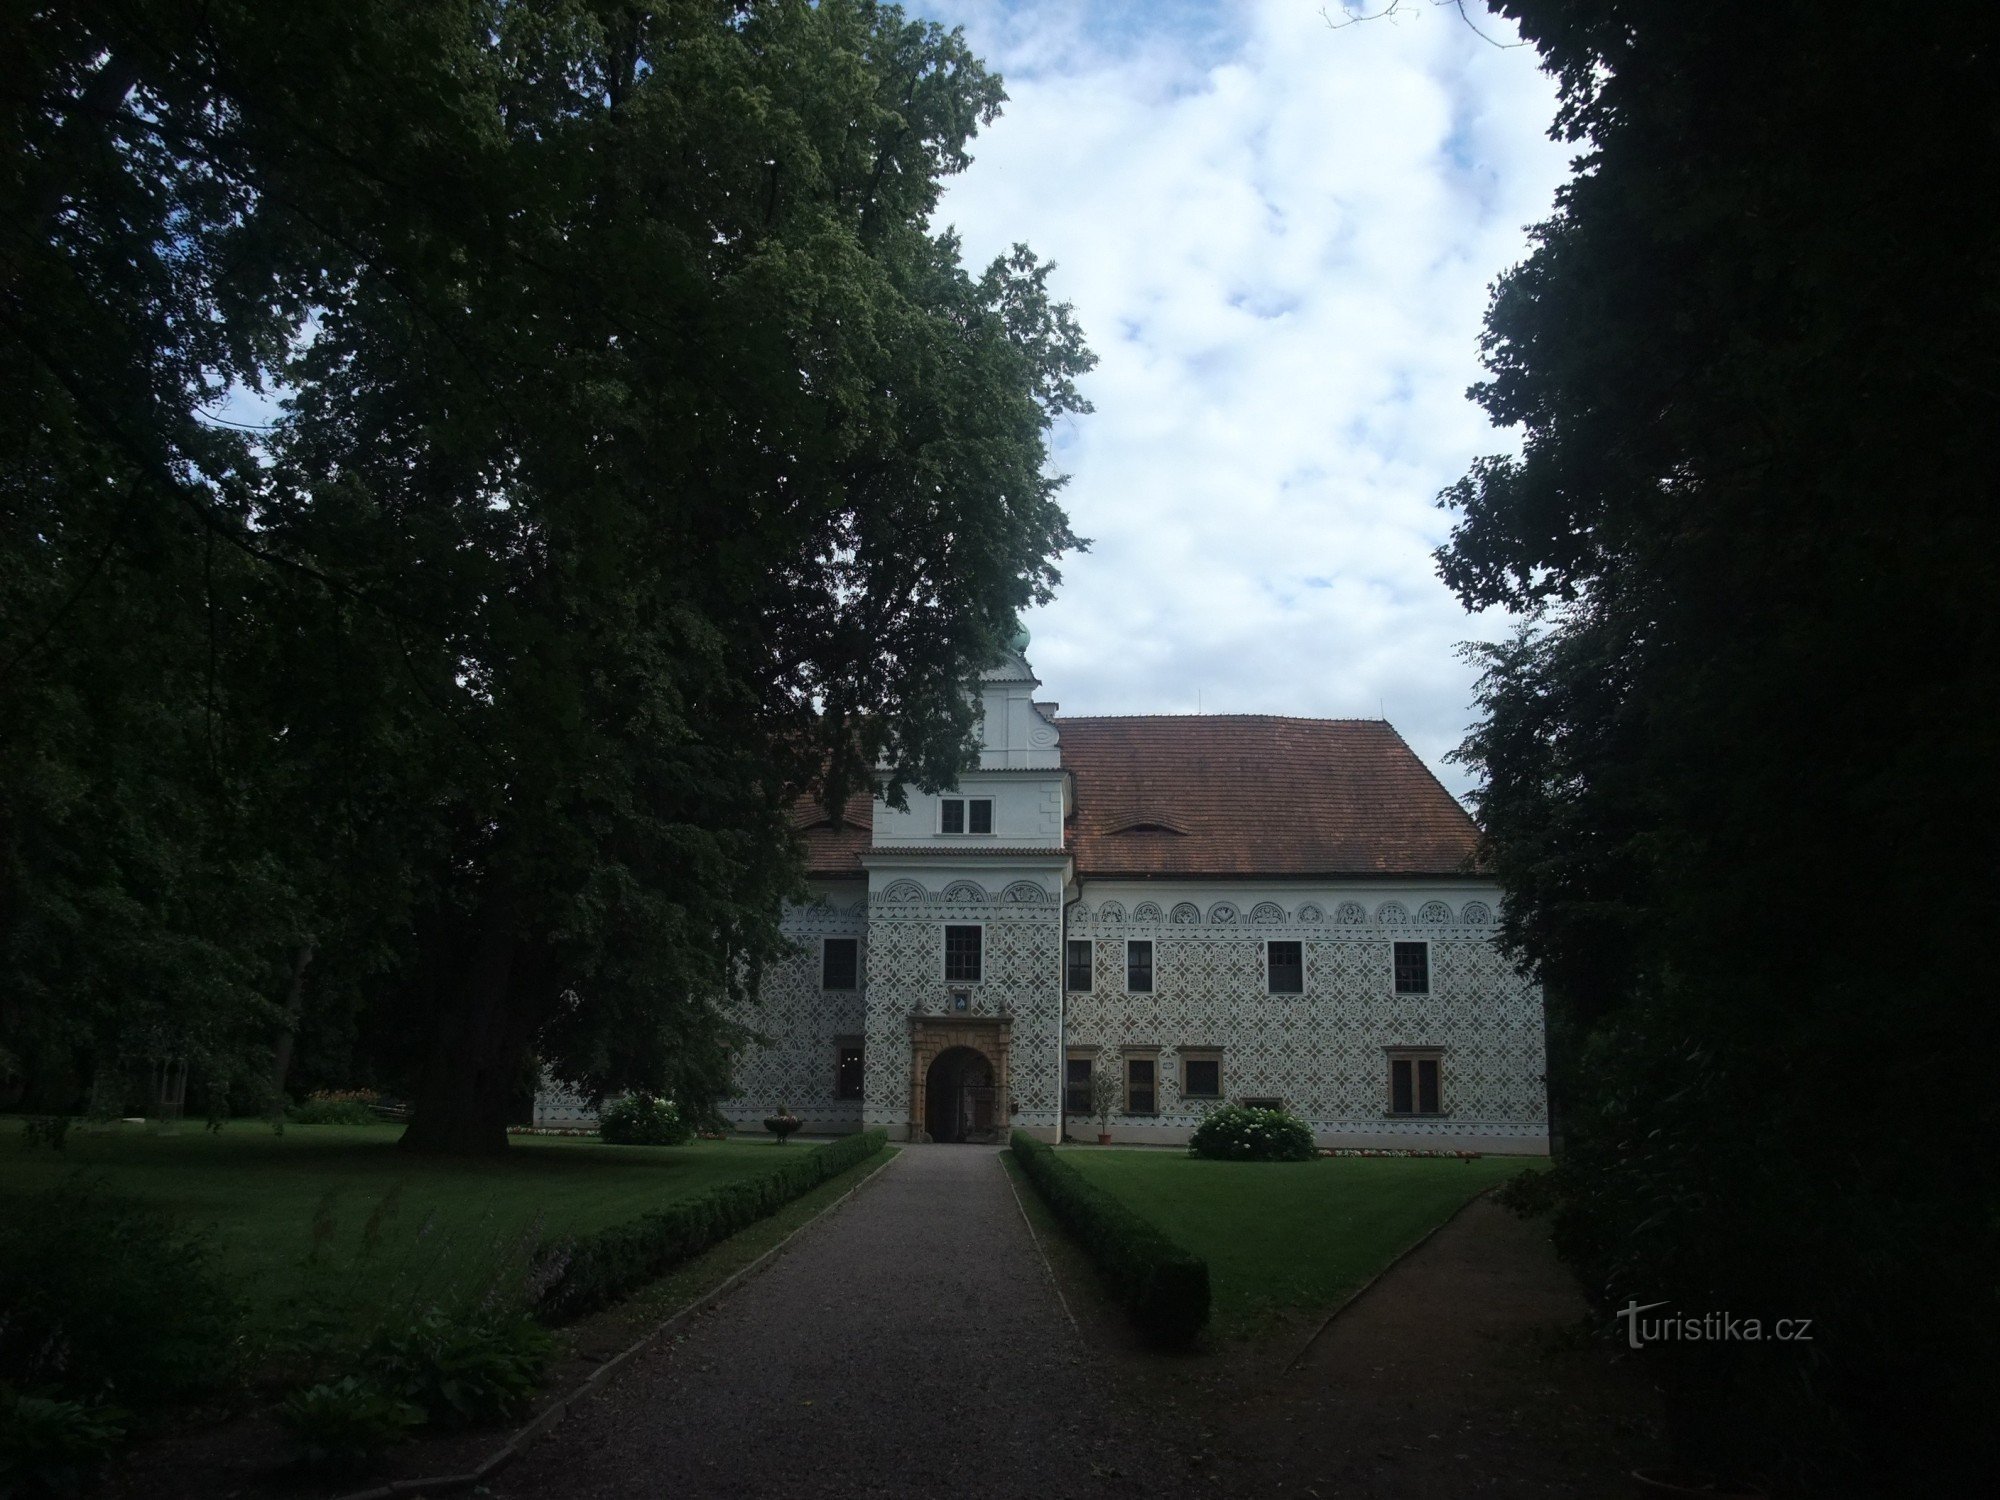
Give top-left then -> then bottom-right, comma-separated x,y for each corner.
288,1090 -> 382,1126
0,1392 -> 125,1498
273,1377 -> 422,1470
538,1128 -> 887,1321
1187,1103 -> 1316,1162
0,1180 -> 241,1411
597,1093 -> 693,1147
19,1116 -> 71,1152
1009,1131 -> 1210,1347
362,1310 -> 550,1429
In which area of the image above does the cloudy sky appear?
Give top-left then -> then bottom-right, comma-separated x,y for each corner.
918,0 -> 1571,798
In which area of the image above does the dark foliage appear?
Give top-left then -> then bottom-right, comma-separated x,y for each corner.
535,1129 -> 888,1323
1008,1131 -> 1210,1348
0,1392 -> 126,1500
1,1 -> 1091,1154
272,1377 -> 421,1472
0,1181 -> 242,1414
1187,1104 -> 1316,1162
1442,4 -> 2000,1492
361,1311 -> 550,1430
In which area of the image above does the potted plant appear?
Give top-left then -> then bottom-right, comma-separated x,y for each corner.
763,1105 -> 801,1143
1089,1070 -> 1120,1146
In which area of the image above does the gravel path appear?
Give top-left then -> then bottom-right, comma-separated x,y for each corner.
491,1144 -> 1165,1500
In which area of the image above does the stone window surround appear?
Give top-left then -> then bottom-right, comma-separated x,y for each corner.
1121,1045 -> 1160,1116
1179,1046 -> 1224,1101
1063,1044 -> 1099,1116
1384,1044 -> 1447,1117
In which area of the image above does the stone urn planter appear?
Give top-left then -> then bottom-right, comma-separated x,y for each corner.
1096,1132 -> 1113,1146
763,1108 -> 801,1144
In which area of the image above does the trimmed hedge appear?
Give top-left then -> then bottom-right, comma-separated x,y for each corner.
1009,1130 -> 1210,1347
535,1128 -> 887,1322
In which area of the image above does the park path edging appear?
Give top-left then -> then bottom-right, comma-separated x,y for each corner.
327,1145 -> 905,1500
1281,1183 -> 1498,1373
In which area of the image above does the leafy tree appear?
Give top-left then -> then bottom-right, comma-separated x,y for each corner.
1,1 -> 1089,1152
1442,2 -> 1998,1491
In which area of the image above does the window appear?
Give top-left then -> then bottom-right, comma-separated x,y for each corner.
836,1045 -> 864,1100
1240,1096 -> 1283,1111
1181,1054 -> 1222,1100
821,937 -> 858,991
1267,940 -> 1303,994
939,797 -> 994,834
1388,1051 -> 1444,1116
1125,1055 -> 1157,1114
1126,939 -> 1154,993
1393,940 -> 1430,995
944,924 -> 983,983
1065,939 -> 1093,992
1065,1057 -> 1093,1115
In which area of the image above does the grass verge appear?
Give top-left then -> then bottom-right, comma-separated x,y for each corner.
0,1119 -> 849,1337
1060,1149 -> 1539,1337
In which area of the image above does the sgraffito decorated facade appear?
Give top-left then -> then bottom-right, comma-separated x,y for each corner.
542,635 -> 1548,1152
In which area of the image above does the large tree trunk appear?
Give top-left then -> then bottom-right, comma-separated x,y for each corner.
398,886 -> 539,1156
268,942 -> 315,1107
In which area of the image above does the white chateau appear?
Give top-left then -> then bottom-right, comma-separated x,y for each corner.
544,634 -> 1548,1152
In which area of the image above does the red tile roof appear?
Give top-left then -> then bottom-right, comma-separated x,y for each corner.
793,788 -> 872,876
796,715 -> 1479,878
1060,716 -> 1478,877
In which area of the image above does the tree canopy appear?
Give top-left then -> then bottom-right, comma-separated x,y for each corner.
1442,2 -> 1997,1491
1,0 -> 1091,1152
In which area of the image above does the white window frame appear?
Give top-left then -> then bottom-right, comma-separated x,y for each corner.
941,921 -> 985,984
1124,938 -> 1154,994
937,796 -> 996,835
819,935 -> 860,992
1392,939 -> 1431,996
1065,938 -> 1094,993
1265,938 -> 1305,995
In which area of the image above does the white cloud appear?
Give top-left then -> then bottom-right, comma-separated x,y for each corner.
921,0 -> 1569,797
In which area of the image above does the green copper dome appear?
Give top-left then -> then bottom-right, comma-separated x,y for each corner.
1009,624 -> 1032,654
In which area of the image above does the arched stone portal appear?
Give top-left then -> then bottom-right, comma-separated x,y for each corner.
924,1046 -> 996,1144
909,1017 -> 1011,1144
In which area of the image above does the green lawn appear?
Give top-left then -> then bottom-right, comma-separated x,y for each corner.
0,1119 -> 821,1336
1060,1149 -> 1538,1335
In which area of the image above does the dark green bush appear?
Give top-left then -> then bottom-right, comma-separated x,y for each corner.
1009,1131 -> 1210,1347
273,1376 -> 422,1470
287,1090 -> 381,1126
0,1391 -> 125,1498
597,1093 -> 693,1146
0,1180 -> 241,1411
537,1128 -> 887,1321
1187,1103 -> 1316,1162
362,1310 -> 550,1428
